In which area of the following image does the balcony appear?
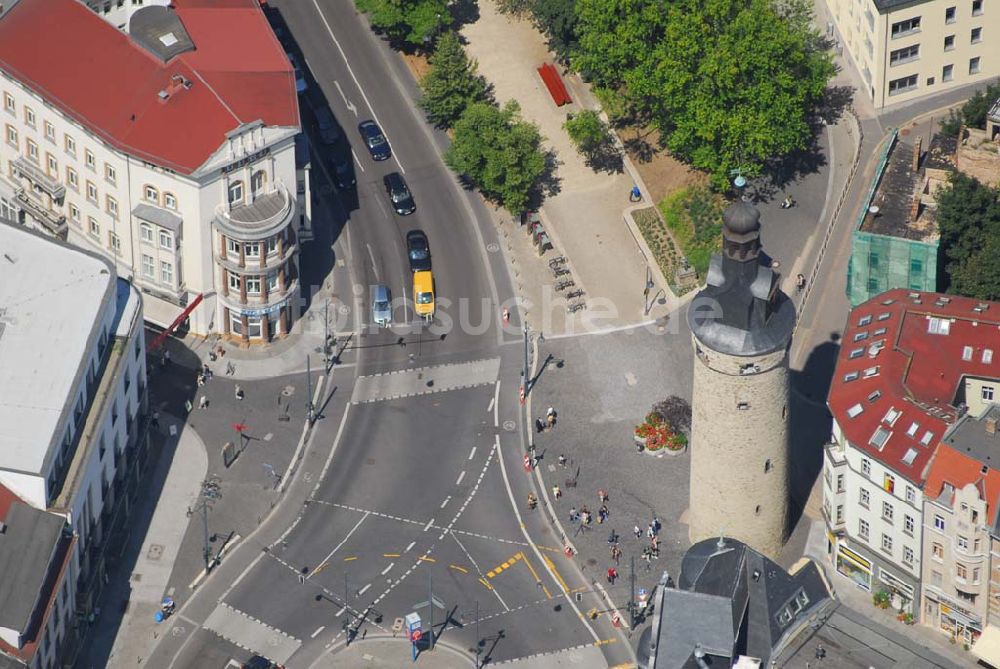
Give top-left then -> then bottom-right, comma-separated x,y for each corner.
825,442 -> 847,467
219,278 -> 300,314
14,186 -> 67,237
12,156 -> 65,200
214,183 -> 295,242
215,242 -> 299,274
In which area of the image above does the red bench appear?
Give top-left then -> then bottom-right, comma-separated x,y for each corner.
537,63 -> 571,107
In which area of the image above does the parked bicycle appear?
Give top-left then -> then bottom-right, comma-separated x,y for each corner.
548,256 -> 568,268
554,279 -> 575,291
552,266 -> 571,278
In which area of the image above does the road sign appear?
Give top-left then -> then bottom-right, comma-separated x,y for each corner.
410,629 -> 422,642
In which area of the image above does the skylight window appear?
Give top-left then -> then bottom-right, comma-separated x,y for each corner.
159,32 -> 179,47
859,315 -> 873,326
902,448 -> 919,465
854,331 -> 870,342
847,403 -> 865,418
963,346 -> 974,361
863,366 -> 880,378
849,348 -> 864,359
881,299 -> 896,306
867,390 -> 882,403
927,317 -> 950,335
984,349 -> 994,364
874,327 -> 887,336
844,371 -> 860,382
921,431 -> 934,446
883,407 -> 901,426
906,422 -> 919,437
878,312 -> 892,321
870,427 -> 892,450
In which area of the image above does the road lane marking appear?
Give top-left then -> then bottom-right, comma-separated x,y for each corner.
468,446 -> 476,460
310,511 -> 370,579
310,0 -> 406,174
333,80 -> 358,116
450,532 -> 510,611
335,607 -> 346,617
422,518 -> 434,532
311,626 -> 326,638
380,563 -> 395,575
357,583 -> 371,596
418,555 -> 436,563
542,554 -> 570,593
449,564 -> 468,573
487,396 -> 495,413
439,496 -> 451,509
455,470 -> 466,486
383,553 -> 400,558
405,541 -> 415,553
493,379 -> 500,427
343,556 -> 357,561
486,553 -> 522,578
520,552 -> 551,599
478,577 -> 493,590
366,243 -> 379,281
350,148 -> 365,172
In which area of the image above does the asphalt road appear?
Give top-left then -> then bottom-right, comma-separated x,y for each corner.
143,1 -> 633,667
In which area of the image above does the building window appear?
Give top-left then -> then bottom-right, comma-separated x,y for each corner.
4,124 -> 16,148
86,181 -> 98,204
904,514 -> 914,534
46,153 -> 57,176
971,27 -> 982,42
943,63 -> 955,82
104,164 -> 116,185
230,311 -> 244,335
984,386 -> 995,401
884,473 -> 895,494
974,567 -> 981,583
109,231 -> 121,254
862,458 -> 871,476
836,504 -> 844,523
158,229 -> 173,250
67,167 -> 78,190
85,150 -> 95,170
69,203 -> 80,222
246,275 -> 262,295
946,6 -> 956,22
957,563 -> 968,580
43,121 -> 55,142
945,34 -> 955,50
266,236 -> 279,255
106,195 -> 118,218
881,534 -> 893,553
144,184 -> 159,203
65,134 -> 76,156
889,44 -> 920,66
970,57 -> 981,74
251,169 -> 267,197
891,17 -> 921,37
247,315 -> 262,338
882,501 -> 894,523
859,519 -> 870,540
905,485 -> 915,503
958,535 -> 969,550
23,106 -> 34,128
983,349 -> 993,364
932,542 -> 944,560
935,514 -> 945,531
2,92 -> 13,114
163,192 -> 177,210
228,272 -> 242,292
903,546 -> 914,565
963,345 -> 974,361
26,139 -> 38,162
141,254 -> 154,279
227,180 -> 244,205
160,261 -> 173,285
973,0 -> 983,15
888,74 -> 919,95
88,217 -> 99,237
860,487 -> 870,508
267,270 -> 279,292
226,238 -> 241,255
244,241 -> 260,259
140,223 -> 153,243
836,474 -> 845,493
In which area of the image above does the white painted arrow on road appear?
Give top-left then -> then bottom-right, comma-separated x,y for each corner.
334,80 -> 358,116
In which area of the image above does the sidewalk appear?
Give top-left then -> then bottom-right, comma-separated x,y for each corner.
462,1 -> 677,334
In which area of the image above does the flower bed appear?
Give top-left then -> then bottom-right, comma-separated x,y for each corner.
634,411 -> 687,452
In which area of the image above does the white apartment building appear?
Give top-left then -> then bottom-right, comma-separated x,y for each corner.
824,0 -> 1000,109
0,219 -> 149,659
0,0 -> 308,342
823,289 -> 1000,615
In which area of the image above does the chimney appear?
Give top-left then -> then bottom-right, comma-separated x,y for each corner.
987,417 -> 997,435
912,136 -> 923,171
910,193 -> 921,222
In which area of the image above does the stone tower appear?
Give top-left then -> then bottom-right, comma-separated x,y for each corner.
686,199 -> 796,559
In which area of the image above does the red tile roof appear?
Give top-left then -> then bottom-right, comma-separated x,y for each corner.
0,0 -> 298,175
828,289 -> 1000,484
924,444 -> 1000,513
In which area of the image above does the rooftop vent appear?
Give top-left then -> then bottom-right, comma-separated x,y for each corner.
158,32 -> 179,47
157,90 -> 170,101
847,403 -> 865,418
973,303 -> 990,313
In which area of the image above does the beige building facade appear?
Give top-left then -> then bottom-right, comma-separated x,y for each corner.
825,0 -> 999,109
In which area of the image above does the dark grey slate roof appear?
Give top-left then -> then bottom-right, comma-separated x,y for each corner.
132,203 -> 183,236
942,404 -> 1000,468
655,589 -> 734,669
128,5 -> 195,62
0,503 -> 65,631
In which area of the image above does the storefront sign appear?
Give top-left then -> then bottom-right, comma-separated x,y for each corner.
222,148 -> 270,174
240,300 -> 285,318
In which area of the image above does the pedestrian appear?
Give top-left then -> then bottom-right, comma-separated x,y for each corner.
607,530 -> 617,545
151,410 -> 160,429
203,363 -> 212,380
546,413 -> 556,429
199,395 -> 208,409
652,517 -> 662,535
558,454 -> 567,467
607,567 -> 618,584
569,507 -> 578,522
535,418 -> 545,433
552,484 -> 562,499
633,525 -> 642,540
197,372 -> 205,387
647,523 -> 655,539
600,504 -> 609,519
598,489 -> 609,503
547,407 -> 556,418
235,385 -> 244,401
611,544 -> 622,565
164,350 -> 172,365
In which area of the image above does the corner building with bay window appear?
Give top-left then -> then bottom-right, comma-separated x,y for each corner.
0,0 -> 308,343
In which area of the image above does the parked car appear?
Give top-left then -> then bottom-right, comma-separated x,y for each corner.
315,106 -> 340,145
333,154 -> 356,189
286,52 -> 307,94
358,120 -> 390,161
383,172 -> 415,215
406,230 -> 431,272
242,656 -> 278,669
372,284 -> 392,327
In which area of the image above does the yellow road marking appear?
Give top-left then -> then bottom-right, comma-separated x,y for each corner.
569,585 -> 588,594
486,553 -> 523,579
486,570 -> 496,578
542,553 -> 569,593
536,545 -> 564,554
343,556 -> 358,561
608,662 -> 634,669
541,585 -> 552,599
449,564 -> 469,573
418,555 -> 436,563
501,561 -> 510,570
519,552 -> 551,599
595,638 -> 618,647
383,553 -> 400,558
478,577 -> 493,590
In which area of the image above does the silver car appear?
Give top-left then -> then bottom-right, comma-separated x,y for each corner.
372,284 -> 392,327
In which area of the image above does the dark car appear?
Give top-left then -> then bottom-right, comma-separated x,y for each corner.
383,172 -> 415,215
315,107 -> 340,145
406,230 -> 431,272
358,120 -> 390,161
333,154 -> 355,189
242,656 -> 277,669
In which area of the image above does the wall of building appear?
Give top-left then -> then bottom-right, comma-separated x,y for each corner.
965,377 -> 999,418
689,341 -> 789,558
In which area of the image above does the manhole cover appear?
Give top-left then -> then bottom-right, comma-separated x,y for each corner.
147,544 -> 164,561
366,458 -> 376,465
503,420 -> 516,432
486,243 -> 500,252
281,385 -> 295,397
587,558 -> 598,566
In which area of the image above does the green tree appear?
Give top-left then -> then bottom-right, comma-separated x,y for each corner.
529,0 -> 579,62
564,109 -> 620,171
940,82 -> 1000,134
445,101 -> 547,213
641,0 -> 834,187
355,0 -> 452,50
573,0 -> 668,91
419,32 -> 490,129
935,171 -> 1000,299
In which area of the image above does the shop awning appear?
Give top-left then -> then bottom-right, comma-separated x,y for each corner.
972,624 -> 1000,667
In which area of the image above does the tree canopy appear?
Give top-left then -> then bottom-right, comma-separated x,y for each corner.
941,82 -> 1000,135
355,0 -> 452,49
445,101 -> 547,214
419,31 -> 491,129
936,172 -> 1000,300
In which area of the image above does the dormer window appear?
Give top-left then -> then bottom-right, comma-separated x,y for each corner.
863,366 -> 880,378
228,180 -> 244,205
928,317 -> 950,335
